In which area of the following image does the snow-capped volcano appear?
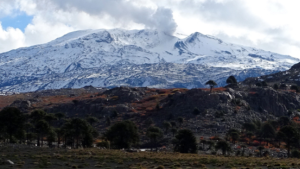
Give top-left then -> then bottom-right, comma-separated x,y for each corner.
0,29 -> 298,92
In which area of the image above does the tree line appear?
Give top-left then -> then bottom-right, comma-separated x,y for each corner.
202,116 -> 300,157
0,107 -> 99,148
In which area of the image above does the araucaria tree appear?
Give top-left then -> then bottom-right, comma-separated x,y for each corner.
215,140 -> 231,155
279,126 -> 300,157
174,129 -> 197,153
205,80 -> 217,93
192,107 -> 201,116
226,75 -> 237,85
146,126 -> 163,151
63,118 -> 98,148
0,107 -> 25,143
103,120 -> 139,149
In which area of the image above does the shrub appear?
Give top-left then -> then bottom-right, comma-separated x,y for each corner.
96,141 -> 110,149
292,150 -> 300,158
192,107 -> 201,115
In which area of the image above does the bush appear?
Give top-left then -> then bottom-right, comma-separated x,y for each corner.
256,82 -> 262,87
292,150 -> 300,158
192,107 -> 201,115
96,141 -> 110,148
262,81 -> 268,87
215,111 -> 224,118
291,85 -> 300,92
273,84 -> 279,90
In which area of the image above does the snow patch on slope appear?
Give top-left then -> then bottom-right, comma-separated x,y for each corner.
0,28 -> 298,92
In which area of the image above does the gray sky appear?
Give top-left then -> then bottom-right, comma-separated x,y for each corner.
0,0 -> 299,58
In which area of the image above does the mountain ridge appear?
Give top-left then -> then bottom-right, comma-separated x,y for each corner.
0,28 -> 298,93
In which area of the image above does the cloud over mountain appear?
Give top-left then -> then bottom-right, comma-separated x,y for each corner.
0,0 -> 299,58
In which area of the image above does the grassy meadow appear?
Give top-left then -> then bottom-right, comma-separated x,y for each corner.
0,146 -> 299,169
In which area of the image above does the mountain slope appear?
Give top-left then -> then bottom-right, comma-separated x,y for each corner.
0,29 -> 298,93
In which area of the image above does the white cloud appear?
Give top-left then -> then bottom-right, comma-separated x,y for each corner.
0,23 -> 25,52
0,0 -> 300,58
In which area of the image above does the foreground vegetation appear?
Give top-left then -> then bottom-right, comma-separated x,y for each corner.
2,146 -> 300,169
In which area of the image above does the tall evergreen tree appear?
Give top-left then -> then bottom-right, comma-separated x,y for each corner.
146,126 -> 163,151
174,129 -> 197,153
279,126 -> 300,157
103,121 -> 139,149
215,140 -> 231,155
0,107 -> 25,143
205,80 -> 217,93
226,75 -> 237,84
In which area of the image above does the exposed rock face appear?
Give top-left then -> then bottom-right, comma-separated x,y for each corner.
245,87 -> 291,116
243,61 -> 300,86
103,86 -> 148,102
7,86 -> 300,134
291,62 -> 300,70
10,100 -> 32,112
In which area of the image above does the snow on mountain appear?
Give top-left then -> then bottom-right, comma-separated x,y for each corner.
0,29 -> 298,92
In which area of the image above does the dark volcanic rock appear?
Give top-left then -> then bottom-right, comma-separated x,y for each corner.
103,86 -> 148,102
291,62 -> 300,70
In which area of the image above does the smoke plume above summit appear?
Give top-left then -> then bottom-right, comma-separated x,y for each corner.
33,0 -> 177,34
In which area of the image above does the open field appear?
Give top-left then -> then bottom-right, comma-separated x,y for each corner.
0,145 -> 299,169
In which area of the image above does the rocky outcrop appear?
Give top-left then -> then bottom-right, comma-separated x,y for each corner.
103,86 -> 148,102
6,85 -> 300,135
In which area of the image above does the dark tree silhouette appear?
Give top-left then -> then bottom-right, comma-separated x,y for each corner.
106,117 -> 111,126
68,118 -> 92,148
226,75 -> 238,84
273,84 -> 279,90
47,128 -> 57,147
279,126 -> 300,157
261,81 -> 268,87
261,123 -> 276,145
258,146 -> 264,157
215,141 -> 231,155
278,116 -> 290,127
103,121 -> 139,149
146,126 -> 163,151
291,85 -> 300,92
242,122 -> 256,132
171,128 -> 177,137
174,129 -> 197,153
55,112 -> 65,120
171,121 -> 177,128
86,116 -> 99,126
111,110 -> 118,118
55,112 -> 65,127
177,117 -> 184,126
35,120 -> 50,147
55,128 -> 64,148
280,83 -> 287,90
0,107 -> 25,143
145,118 -> 153,127
205,80 -> 217,93
192,107 -> 201,116
163,121 -> 171,133
30,110 -> 46,123
227,129 -> 240,144
256,82 -> 262,87
24,123 -> 33,144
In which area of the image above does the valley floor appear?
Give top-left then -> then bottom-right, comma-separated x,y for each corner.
0,144 -> 299,169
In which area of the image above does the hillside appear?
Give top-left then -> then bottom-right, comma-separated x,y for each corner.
0,29 -> 298,93
5,61 -> 300,136
1,63 -> 300,159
